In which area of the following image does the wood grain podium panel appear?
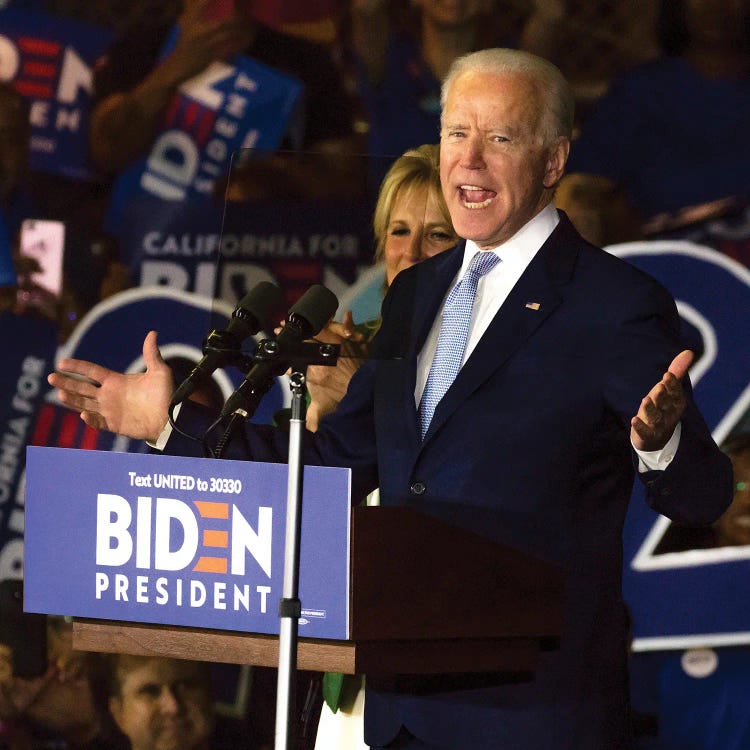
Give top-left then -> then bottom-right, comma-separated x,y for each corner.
73,619 -> 540,675
73,620 -> 355,672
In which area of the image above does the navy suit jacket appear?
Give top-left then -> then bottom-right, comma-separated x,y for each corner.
169,212 -> 732,749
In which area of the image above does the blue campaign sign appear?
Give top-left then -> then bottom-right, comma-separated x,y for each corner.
0,310 -> 57,580
0,8 -> 113,180
608,241 -> 750,650
108,192 -> 375,310
105,45 -> 303,237
24,447 -> 351,639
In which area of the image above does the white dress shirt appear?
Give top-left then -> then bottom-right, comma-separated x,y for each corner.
415,203 -> 560,405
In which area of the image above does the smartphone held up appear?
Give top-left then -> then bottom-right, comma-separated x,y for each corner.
17,219 -> 65,297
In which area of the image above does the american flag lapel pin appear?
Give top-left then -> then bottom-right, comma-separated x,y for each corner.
525,302 -> 541,310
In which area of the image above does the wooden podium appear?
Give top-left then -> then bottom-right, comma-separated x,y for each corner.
74,506 -> 564,676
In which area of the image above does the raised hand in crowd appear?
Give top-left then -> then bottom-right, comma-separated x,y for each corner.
48,331 -> 173,443
161,0 -> 255,84
631,349 -> 692,452
90,0 -> 255,171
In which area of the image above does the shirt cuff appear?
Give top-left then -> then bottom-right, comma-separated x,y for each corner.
634,422 -> 681,472
147,403 -> 181,451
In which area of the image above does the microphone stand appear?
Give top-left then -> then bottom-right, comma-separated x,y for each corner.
210,339 -> 340,749
274,343 -> 339,749
275,367 -> 306,750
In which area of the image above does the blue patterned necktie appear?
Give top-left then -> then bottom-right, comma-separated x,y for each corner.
419,251 -> 501,439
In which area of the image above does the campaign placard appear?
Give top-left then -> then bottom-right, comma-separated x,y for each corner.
24,447 -> 351,639
0,311 -> 57,581
612,241 -> 750,650
111,193 -> 375,308
0,8 -> 113,180
104,38 -> 303,238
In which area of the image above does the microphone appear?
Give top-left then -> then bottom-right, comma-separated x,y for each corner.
170,282 -> 283,407
221,284 -> 339,418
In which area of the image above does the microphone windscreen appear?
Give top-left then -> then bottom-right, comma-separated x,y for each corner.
288,284 -> 339,336
230,282 -> 283,338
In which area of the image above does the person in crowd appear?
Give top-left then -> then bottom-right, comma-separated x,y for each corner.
0,85 -> 65,337
0,83 -> 28,311
659,431 -> 750,550
48,48 -> 732,749
349,0 -> 497,163
97,654 -> 256,750
89,0 -> 358,174
0,69 -> 123,318
0,82 -> 126,338
557,0 -> 750,244
348,0 -> 564,173
305,142 -> 457,432
0,616 -> 126,750
712,432 -> 750,547
0,83 -> 33,242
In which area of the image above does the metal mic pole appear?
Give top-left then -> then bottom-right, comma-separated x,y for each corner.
211,335 -> 339,749
275,368 -> 307,750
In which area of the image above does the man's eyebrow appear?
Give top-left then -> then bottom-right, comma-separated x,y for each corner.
442,121 -> 518,135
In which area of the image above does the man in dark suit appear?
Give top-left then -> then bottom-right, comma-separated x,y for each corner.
50,49 -> 732,749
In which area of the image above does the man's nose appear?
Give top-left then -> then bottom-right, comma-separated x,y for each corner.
459,136 -> 486,169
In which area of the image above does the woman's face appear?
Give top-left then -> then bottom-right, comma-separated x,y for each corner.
384,183 -> 457,285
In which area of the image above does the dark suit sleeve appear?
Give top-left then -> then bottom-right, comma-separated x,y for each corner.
603,275 -> 733,525
641,405 -> 733,525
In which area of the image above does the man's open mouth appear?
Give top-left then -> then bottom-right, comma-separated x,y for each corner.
459,185 -> 496,209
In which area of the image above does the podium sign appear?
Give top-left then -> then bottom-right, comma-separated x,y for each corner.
24,447 -> 351,639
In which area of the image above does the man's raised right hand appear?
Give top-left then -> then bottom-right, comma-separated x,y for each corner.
47,331 -> 174,443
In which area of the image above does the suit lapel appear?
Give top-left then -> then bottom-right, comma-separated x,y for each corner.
410,242 -> 466,356
388,243 -> 465,451
419,215 -> 580,446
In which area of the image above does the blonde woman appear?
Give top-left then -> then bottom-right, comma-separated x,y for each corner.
305,144 -> 457,432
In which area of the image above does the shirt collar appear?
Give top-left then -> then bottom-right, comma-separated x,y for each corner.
460,203 -> 560,274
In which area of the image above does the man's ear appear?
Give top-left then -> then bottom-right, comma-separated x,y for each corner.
543,137 -> 570,189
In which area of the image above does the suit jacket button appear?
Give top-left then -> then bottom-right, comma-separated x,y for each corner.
410,481 -> 426,495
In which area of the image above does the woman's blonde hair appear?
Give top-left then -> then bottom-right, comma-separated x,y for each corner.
372,144 -> 453,263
